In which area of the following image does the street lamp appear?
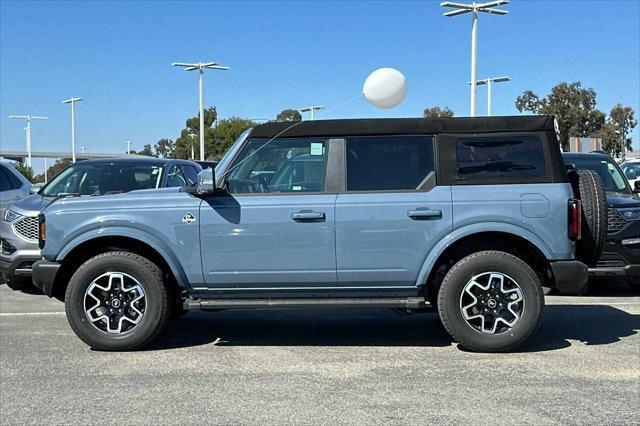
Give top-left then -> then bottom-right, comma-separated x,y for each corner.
441,1 -> 509,117
188,133 -> 197,159
62,97 -> 83,163
9,115 -> 48,167
172,61 -> 229,161
126,141 -> 132,155
473,76 -> 510,116
300,105 -> 324,121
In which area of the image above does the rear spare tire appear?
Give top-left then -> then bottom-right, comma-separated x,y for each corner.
575,169 -> 607,266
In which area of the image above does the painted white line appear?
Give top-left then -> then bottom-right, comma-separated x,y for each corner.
0,312 -> 65,316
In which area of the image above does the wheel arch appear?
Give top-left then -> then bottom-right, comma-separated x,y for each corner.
51,231 -> 189,301
418,225 -> 553,303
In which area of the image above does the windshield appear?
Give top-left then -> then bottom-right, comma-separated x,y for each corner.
621,162 -> 640,181
569,157 -> 631,195
40,162 -> 163,197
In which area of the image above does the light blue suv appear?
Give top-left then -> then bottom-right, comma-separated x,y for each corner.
32,116 -> 603,352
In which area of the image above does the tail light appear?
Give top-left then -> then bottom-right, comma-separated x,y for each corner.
38,213 -> 46,249
568,199 -> 581,241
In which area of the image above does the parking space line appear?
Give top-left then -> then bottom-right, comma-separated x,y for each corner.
0,312 -> 65,316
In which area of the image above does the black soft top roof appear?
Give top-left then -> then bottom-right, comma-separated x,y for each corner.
250,115 -> 556,139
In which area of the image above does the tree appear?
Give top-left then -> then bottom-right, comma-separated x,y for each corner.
33,158 -> 72,183
516,82 -> 605,150
174,107 -> 218,160
130,144 -> 154,156
205,117 -> 258,160
423,106 -> 454,118
596,104 -> 637,156
276,109 -> 302,122
14,163 -> 35,183
154,138 -> 175,158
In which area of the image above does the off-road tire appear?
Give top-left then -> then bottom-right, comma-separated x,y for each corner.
575,169 -> 607,266
437,250 -> 544,352
65,251 -> 169,351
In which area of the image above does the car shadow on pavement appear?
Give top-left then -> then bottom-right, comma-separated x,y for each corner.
147,304 -> 638,352
147,309 -> 453,351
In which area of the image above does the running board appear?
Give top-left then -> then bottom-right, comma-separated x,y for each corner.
184,297 -> 426,310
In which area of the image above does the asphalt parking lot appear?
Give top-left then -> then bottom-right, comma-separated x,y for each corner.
1,280 -> 638,425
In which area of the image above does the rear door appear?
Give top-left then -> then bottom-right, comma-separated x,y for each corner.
335,135 -> 453,288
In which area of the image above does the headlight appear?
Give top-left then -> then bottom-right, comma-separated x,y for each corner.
618,208 -> 640,222
3,209 -> 23,222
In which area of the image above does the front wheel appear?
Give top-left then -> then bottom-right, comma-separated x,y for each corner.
65,251 -> 170,351
437,251 -> 544,352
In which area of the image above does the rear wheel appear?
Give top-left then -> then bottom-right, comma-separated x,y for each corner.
65,251 -> 170,351
437,251 -> 544,352
575,170 -> 607,266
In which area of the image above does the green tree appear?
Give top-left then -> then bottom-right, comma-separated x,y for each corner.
515,82 -> 605,150
14,163 -> 35,183
276,109 -> 302,122
154,138 -> 176,158
205,117 -> 258,160
423,106 -> 454,118
174,107 -> 218,159
131,144 -> 154,156
33,158 -> 72,183
596,104 -> 637,156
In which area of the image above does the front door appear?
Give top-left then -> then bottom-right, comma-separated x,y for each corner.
199,137 -> 337,289
335,135 -> 453,287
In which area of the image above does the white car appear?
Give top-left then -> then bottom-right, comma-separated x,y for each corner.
621,159 -> 640,193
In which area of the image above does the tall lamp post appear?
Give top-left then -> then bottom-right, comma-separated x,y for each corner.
172,61 -> 229,161
9,114 -> 48,167
62,97 -> 83,163
300,105 -> 324,121
441,1 -> 509,117
473,76 -> 510,116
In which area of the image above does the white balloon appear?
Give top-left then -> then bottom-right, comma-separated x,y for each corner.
363,67 -> 407,109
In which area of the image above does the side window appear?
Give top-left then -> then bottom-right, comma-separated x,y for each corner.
181,165 -> 199,186
346,136 -> 434,191
456,136 -> 545,180
0,166 -> 13,191
226,138 -> 328,194
165,165 -> 187,188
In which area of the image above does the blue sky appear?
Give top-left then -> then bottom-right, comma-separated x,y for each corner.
1,0 -> 639,172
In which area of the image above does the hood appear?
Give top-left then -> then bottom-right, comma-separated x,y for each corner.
7,193 -> 54,216
607,192 -> 640,208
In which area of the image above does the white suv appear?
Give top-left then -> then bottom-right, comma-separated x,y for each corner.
621,159 -> 640,193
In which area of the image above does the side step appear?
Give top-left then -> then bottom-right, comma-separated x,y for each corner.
184,297 -> 426,310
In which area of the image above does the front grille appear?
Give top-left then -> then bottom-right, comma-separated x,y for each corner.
596,252 -> 629,268
607,208 -> 627,234
12,216 -> 39,242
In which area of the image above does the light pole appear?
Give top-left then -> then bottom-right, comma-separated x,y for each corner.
188,133 -> 197,160
473,76 -> 510,116
62,97 -> 83,163
300,105 -> 324,121
441,1 -> 509,117
126,141 -> 132,155
9,115 -> 48,168
172,61 -> 229,161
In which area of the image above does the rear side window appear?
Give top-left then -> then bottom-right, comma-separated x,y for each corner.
456,136 -> 545,180
0,166 -> 13,191
346,136 -> 434,191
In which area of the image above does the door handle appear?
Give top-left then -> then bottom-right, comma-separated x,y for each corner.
292,211 -> 326,221
407,209 -> 442,220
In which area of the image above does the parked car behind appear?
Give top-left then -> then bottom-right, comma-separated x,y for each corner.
0,160 -> 33,218
32,116 -> 606,352
621,158 -> 640,193
563,152 -> 640,289
1,157 -> 202,289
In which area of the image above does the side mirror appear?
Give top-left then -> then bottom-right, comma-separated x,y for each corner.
182,167 -> 219,196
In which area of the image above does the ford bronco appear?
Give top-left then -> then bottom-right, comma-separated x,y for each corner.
32,116 -> 605,352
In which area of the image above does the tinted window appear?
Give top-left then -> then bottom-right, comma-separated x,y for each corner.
226,138 -> 327,194
41,163 -> 163,196
456,136 -> 545,180
165,165 -> 187,187
346,136 -> 434,191
181,165 -> 199,186
0,166 -> 13,191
